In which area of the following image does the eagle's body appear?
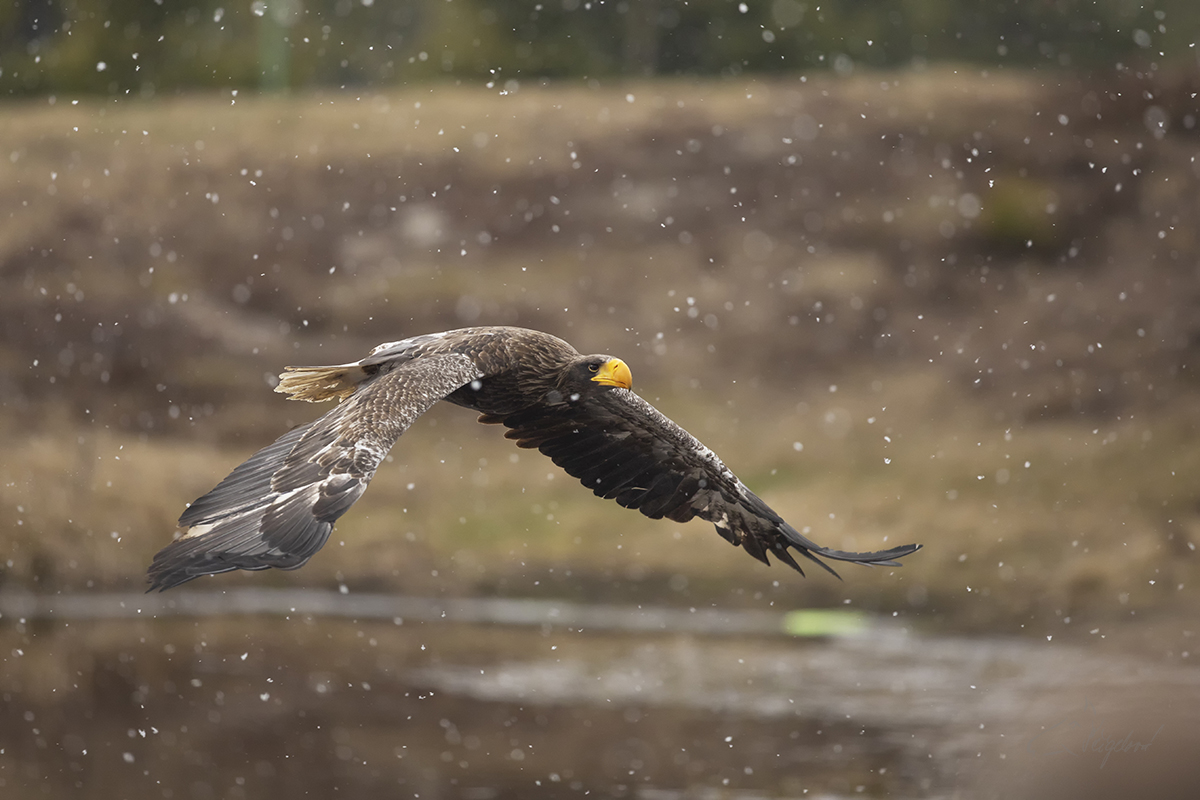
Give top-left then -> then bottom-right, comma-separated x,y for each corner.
147,326 -> 920,591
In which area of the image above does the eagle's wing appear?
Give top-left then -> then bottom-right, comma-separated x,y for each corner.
492,388 -> 921,577
147,353 -> 481,591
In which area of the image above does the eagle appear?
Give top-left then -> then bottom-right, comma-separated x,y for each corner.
147,327 -> 921,591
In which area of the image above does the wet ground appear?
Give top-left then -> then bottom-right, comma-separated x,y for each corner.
2,592 -> 1197,799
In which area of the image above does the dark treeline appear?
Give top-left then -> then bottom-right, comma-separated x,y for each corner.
0,0 -> 1193,95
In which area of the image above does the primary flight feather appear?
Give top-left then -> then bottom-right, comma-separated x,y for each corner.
147,326 -> 921,591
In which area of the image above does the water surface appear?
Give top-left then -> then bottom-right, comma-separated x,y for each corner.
1,591 -> 1195,799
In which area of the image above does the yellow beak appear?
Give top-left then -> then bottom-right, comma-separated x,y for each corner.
591,358 -> 633,389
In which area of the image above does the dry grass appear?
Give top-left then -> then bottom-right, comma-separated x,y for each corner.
4,366 -> 1198,636
3,67 -> 1200,634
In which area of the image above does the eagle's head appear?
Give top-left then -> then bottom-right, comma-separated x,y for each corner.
567,355 -> 633,395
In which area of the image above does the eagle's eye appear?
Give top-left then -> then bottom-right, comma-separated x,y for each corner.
588,363 -> 600,372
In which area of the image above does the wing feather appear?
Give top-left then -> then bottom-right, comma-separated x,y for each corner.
500,387 -> 921,577
147,353 -> 481,591
176,423 -> 310,527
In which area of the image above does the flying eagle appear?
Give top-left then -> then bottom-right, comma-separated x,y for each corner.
147,327 -> 921,591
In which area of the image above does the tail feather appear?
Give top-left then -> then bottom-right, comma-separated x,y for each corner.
274,363 -> 368,402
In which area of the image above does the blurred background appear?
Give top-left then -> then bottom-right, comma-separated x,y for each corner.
3,1 -> 1200,798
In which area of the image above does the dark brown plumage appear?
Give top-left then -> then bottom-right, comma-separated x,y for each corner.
147,326 -> 921,591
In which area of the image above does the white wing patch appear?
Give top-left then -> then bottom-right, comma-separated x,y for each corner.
369,330 -> 452,358
177,520 -> 215,541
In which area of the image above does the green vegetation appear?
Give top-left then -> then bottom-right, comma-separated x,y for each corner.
1,0 -> 1195,95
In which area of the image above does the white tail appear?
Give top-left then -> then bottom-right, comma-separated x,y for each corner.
274,363 -> 367,402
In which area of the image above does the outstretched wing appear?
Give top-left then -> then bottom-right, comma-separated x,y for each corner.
147,353 -> 481,591
491,388 -> 921,577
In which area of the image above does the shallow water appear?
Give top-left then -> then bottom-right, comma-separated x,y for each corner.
1,591 -> 1196,799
